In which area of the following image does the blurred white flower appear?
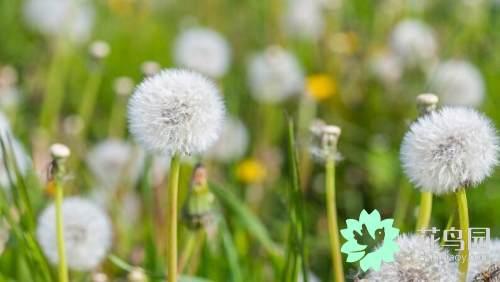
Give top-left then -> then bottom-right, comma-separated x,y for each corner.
173,27 -> 231,78
468,239 -> 500,281
128,69 -> 225,155
428,60 -> 485,107
206,116 -> 249,163
86,139 -> 144,189
284,0 -> 325,40
390,19 -> 437,67
247,46 -> 304,103
0,66 -> 20,110
401,107 -> 499,194
370,51 -> 403,86
364,235 -> 459,281
23,0 -> 94,43
37,197 -> 112,271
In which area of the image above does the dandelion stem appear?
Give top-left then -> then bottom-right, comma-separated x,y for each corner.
393,180 -> 412,229
78,70 -> 103,137
456,188 -> 469,282
415,192 -> 432,231
54,182 -> 68,282
166,153 -> 181,282
325,158 -> 344,282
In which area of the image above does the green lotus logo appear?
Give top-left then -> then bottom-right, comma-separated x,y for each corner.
340,209 -> 400,271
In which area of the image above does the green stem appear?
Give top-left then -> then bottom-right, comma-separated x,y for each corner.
55,182 -> 68,282
108,95 -> 127,138
78,70 -> 103,137
166,154 -> 181,282
393,180 -> 412,229
415,192 -> 433,231
456,188 -> 469,282
325,158 -> 344,282
40,41 -> 70,134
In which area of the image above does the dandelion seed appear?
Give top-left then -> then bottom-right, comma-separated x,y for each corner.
390,19 -> 437,68
206,116 -> 249,163
23,0 -> 95,43
173,27 -> 231,78
364,235 -> 459,282
128,69 -> 225,156
86,139 -> 144,189
401,107 -> 499,194
247,46 -> 304,103
429,60 -> 485,107
37,197 -> 112,271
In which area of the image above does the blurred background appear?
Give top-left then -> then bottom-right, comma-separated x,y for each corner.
0,0 -> 499,281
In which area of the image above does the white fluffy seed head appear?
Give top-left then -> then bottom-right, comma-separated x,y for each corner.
23,0 -> 94,43
390,19 -> 437,67
401,107 -> 499,194
468,239 -> 500,280
284,0 -> 325,40
364,235 -> 459,282
206,116 -> 249,163
247,46 -> 304,103
428,60 -> 485,107
36,197 -> 112,271
88,40 -> 110,60
370,51 -> 403,86
173,27 -> 231,79
113,77 -> 135,97
128,69 -> 225,156
86,139 -> 144,189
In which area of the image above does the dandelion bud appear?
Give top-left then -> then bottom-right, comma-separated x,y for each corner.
89,40 -> 111,61
182,164 -> 216,230
50,143 -> 70,160
416,93 -> 439,115
310,121 -> 341,162
141,61 -> 161,78
128,267 -> 147,282
113,77 -> 135,97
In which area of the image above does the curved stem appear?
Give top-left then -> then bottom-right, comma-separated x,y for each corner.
166,154 -> 180,282
55,182 -> 68,282
456,189 -> 469,282
415,192 -> 433,231
325,158 -> 344,282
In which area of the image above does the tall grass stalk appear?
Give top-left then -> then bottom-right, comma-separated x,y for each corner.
415,191 -> 432,231
166,154 -> 181,282
325,157 -> 344,282
78,70 -> 104,137
456,188 -> 469,282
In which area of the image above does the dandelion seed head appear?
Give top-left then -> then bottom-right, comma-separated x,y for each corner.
468,239 -> 500,280
247,46 -> 304,103
36,197 -> 112,271
429,60 -> 485,107
88,40 -> 110,60
141,61 -> 161,78
284,0 -> 325,40
113,76 -> 134,97
174,27 -> 231,78
86,139 -> 144,189
23,0 -> 95,43
401,107 -> 499,194
390,19 -> 437,67
128,69 -> 225,156
370,51 -> 403,86
206,116 -> 249,163
364,235 -> 459,282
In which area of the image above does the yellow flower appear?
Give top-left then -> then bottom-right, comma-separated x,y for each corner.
236,159 -> 266,184
306,74 -> 336,101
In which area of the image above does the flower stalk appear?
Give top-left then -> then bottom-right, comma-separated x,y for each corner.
49,144 -> 71,282
166,153 -> 181,282
456,188 -> 469,282
415,191 -> 432,230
